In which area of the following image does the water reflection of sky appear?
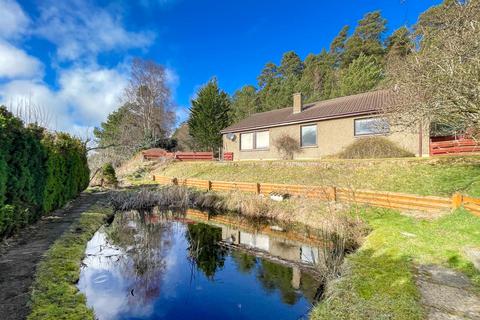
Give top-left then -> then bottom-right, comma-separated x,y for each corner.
78,217 -> 320,320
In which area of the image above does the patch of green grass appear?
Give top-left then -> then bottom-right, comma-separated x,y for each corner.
312,249 -> 422,320
154,156 -> 480,197
311,208 -> 480,319
28,204 -> 113,320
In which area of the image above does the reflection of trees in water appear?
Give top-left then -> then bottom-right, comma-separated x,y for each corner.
106,211 -> 173,308
231,251 -> 257,274
230,253 -> 321,305
185,223 -> 227,279
257,259 -> 299,305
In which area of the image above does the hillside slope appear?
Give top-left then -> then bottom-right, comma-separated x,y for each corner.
148,156 -> 480,197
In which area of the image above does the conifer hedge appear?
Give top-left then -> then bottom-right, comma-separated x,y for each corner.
0,106 -> 89,237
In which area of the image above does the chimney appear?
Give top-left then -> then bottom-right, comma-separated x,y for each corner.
293,93 -> 303,114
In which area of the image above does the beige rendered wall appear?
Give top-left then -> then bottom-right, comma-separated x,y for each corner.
223,116 -> 430,160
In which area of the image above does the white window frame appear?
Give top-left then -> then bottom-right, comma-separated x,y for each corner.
239,130 -> 270,151
255,131 -> 269,150
240,132 -> 254,150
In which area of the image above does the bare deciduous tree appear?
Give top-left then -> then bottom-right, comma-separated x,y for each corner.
384,1 -> 480,137
7,97 -> 55,129
124,58 -> 175,147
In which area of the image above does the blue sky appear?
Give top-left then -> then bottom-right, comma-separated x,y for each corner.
0,0 -> 440,136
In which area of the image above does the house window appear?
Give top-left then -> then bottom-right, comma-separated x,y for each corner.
240,133 -> 254,150
255,131 -> 269,149
240,131 -> 270,150
354,117 -> 390,136
301,124 -> 317,147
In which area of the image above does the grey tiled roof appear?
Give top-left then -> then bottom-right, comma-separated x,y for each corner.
221,90 -> 391,133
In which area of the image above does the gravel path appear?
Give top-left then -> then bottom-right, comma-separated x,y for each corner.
0,193 -> 103,320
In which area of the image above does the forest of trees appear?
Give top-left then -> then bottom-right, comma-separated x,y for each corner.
228,10 -> 413,123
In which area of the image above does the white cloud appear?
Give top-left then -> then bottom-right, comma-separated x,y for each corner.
165,68 -> 179,91
0,41 -> 43,79
0,65 -> 128,133
0,79 -> 65,129
0,0 -> 30,39
58,66 -> 128,124
0,0 -> 180,137
35,0 -> 155,61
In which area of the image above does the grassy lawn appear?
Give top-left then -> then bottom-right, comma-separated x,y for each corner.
28,204 -> 113,320
311,207 -> 480,320
151,155 -> 480,197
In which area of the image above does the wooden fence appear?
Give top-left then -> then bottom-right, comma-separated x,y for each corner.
175,152 -> 214,161
141,149 -> 214,161
430,138 -> 480,156
152,175 -> 480,216
223,152 -> 234,161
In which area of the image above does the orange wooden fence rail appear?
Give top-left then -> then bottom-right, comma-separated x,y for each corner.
430,138 -> 480,156
151,175 -> 480,216
141,149 -> 214,161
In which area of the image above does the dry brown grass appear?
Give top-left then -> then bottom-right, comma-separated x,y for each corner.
207,190 -> 368,252
116,152 -> 174,185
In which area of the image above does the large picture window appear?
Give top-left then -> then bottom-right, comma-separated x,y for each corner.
301,125 -> 317,147
240,131 -> 269,150
354,117 -> 390,136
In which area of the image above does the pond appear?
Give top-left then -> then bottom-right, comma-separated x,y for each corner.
78,209 -> 325,320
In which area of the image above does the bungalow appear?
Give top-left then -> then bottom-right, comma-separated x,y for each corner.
221,90 -> 430,160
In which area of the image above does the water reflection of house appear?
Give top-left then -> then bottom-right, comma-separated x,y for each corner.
219,224 -> 322,289
220,224 -> 320,265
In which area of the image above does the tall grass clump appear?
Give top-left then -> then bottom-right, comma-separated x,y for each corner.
0,106 -> 89,237
338,136 -> 414,159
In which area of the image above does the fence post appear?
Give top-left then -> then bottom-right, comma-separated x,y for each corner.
452,193 -> 463,210
152,175 -> 156,182
256,183 -> 261,195
172,177 -> 178,186
332,186 -> 337,202
208,180 -> 212,191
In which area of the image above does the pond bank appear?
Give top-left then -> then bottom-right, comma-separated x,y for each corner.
0,192 -> 105,320
311,207 -> 480,320
27,198 -> 113,320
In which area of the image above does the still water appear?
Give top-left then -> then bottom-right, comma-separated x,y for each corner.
78,210 -> 323,320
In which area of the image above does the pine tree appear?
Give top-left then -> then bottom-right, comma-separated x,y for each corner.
188,78 -> 231,152
257,51 -> 305,111
230,85 -> 259,122
257,62 -> 282,111
386,26 -> 413,58
343,11 -> 387,66
330,25 -> 349,66
296,50 -> 335,102
338,54 -> 383,96
93,104 -> 132,148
